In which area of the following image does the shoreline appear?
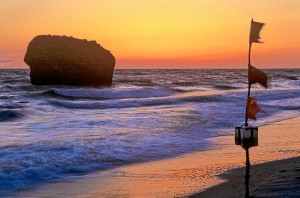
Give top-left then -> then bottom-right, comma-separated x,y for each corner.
8,116 -> 300,197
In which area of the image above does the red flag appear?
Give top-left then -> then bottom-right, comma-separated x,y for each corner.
248,65 -> 268,88
246,97 -> 264,120
249,20 -> 265,43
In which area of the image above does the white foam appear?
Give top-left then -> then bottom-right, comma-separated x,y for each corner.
52,87 -> 175,99
49,96 -> 181,109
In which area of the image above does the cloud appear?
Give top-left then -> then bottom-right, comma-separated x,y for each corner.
0,60 -> 13,63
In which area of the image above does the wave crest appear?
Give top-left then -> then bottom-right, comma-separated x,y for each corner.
49,97 -> 180,109
46,87 -> 175,100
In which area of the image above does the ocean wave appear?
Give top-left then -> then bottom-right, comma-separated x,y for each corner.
48,91 -> 225,109
263,105 -> 300,111
45,87 -> 175,100
0,103 -> 23,109
173,81 -> 200,86
44,87 -> 300,111
213,85 -> 240,90
0,110 -> 23,121
0,141 -> 129,196
116,79 -> 154,85
49,96 -> 181,109
0,135 -> 211,196
184,95 -> 220,103
271,74 -> 299,81
284,76 -> 298,80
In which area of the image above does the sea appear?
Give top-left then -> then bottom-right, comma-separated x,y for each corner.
0,69 -> 299,196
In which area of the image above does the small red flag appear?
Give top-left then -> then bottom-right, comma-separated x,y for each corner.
248,65 -> 268,88
246,97 -> 264,120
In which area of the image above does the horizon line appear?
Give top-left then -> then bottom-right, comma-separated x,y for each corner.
1,67 -> 299,70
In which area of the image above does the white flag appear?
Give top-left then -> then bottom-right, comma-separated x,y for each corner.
249,20 -> 265,44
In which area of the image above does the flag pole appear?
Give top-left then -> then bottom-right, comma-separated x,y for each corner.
244,27 -> 252,197
245,148 -> 250,197
237,18 -> 265,198
245,18 -> 253,126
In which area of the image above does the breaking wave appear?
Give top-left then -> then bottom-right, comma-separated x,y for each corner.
49,97 -> 181,109
46,87 -> 176,100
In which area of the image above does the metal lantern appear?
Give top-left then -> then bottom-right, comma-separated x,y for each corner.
235,125 -> 258,149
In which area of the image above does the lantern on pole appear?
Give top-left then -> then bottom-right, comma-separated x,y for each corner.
235,125 -> 258,149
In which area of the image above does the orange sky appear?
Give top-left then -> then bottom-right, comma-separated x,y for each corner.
1,0 -> 300,69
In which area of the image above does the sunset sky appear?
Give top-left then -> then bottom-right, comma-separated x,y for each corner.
1,0 -> 300,69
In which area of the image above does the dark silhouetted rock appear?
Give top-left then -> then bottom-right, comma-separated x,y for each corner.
24,35 -> 115,85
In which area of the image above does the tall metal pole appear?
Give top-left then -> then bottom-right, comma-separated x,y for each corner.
244,19 -> 253,198
245,43 -> 252,126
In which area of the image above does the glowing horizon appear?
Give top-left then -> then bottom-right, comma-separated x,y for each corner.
1,0 -> 300,69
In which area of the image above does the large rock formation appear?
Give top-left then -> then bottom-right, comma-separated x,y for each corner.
24,35 -> 115,85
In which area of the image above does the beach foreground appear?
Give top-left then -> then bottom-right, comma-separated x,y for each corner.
191,156 -> 300,198
8,117 -> 300,198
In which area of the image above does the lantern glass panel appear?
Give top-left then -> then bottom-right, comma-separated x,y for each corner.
234,126 -> 258,148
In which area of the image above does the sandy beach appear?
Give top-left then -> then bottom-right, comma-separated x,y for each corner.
8,116 -> 300,198
191,156 -> 300,198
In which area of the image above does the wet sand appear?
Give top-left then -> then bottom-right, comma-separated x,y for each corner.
191,156 -> 300,198
8,117 -> 300,197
